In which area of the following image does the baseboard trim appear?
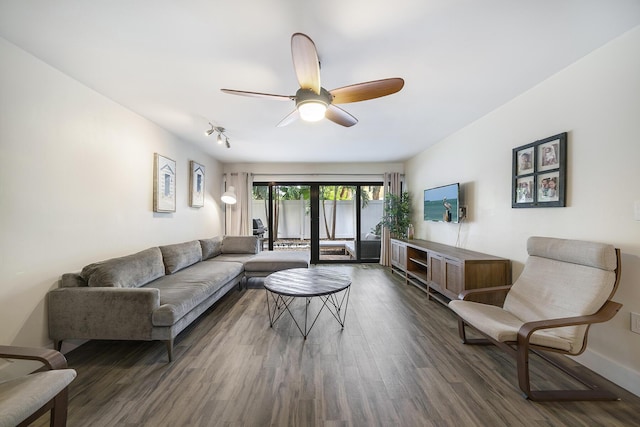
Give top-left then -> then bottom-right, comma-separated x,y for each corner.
573,349 -> 640,397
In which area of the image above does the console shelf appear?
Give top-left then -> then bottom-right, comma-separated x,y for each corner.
390,238 -> 511,306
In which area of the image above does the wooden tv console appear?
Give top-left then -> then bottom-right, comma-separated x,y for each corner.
390,238 -> 511,305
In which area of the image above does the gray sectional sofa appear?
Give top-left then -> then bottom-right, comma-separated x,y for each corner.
48,236 -> 309,361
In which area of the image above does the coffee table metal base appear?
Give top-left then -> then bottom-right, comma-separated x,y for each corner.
265,287 -> 350,338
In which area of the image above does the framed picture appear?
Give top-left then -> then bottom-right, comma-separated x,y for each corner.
153,153 -> 176,212
189,160 -> 205,208
537,171 -> 560,203
512,132 -> 567,208
516,146 -> 534,176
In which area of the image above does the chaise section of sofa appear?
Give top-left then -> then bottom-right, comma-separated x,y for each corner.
243,250 -> 310,278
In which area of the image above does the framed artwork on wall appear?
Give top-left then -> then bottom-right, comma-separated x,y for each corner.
512,132 -> 567,208
154,153 -> 176,212
189,160 -> 205,208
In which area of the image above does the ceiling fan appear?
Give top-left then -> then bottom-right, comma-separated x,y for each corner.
221,33 -> 404,127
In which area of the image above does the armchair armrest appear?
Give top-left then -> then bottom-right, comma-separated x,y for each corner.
458,285 -> 512,301
517,300 -> 623,345
0,346 -> 68,370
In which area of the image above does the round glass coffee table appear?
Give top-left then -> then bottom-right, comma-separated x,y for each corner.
264,268 -> 351,339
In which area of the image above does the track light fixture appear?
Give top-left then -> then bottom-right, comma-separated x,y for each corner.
205,122 -> 231,149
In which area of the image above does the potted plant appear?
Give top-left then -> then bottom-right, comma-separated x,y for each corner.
382,191 -> 411,239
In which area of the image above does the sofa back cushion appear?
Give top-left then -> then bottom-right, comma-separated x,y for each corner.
159,241 -> 203,274
222,236 -> 260,254
81,247 -> 165,288
200,236 -> 223,260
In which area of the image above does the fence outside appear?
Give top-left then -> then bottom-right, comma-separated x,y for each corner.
252,199 -> 383,240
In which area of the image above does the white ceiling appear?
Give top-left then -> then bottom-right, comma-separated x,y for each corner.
1,1 -> 639,164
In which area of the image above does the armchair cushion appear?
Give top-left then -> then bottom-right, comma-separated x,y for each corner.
449,236 -> 618,354
0,369 -> 76,427
448,300 -> 574,351
503,240 -> 617,350
0,345 -> 76,427
527,236 -> 617,270
448,236 -> 622,401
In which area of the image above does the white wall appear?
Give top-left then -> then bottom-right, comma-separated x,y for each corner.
0,38 -> 224,347
405,26 -> 640,396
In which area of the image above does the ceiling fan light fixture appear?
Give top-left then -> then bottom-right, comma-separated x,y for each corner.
205,123 -> 215,136
295,87 -> 331,122
216,133 -> 223,144
298,100 -> 327,122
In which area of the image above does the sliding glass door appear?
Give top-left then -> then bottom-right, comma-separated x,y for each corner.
252,184 -> 310,252
318,185 -> 356,261
252,181 -> 382,263
360,185 -> 384,261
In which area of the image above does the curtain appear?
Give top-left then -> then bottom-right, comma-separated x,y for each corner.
224,172 -> 253,236
379,172 -> 402,267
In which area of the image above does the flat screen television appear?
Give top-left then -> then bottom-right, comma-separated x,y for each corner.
424,183 -> 460,223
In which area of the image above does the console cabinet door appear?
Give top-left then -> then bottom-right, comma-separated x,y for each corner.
391,240 -> 406,271
444,258 -> 463,298
428,253 -> 445,294
429,254 -> 463,299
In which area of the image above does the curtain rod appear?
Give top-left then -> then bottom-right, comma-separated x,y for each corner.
250,173 -> 399,177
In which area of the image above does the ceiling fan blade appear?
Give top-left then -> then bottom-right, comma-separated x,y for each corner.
291,33 -> 321,94
325,105 -> 358,127
276,109 -> 299,127
221,89 -> 294,101
329,78 -> 405,104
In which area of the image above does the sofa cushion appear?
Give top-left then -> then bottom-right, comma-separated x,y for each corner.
211,253 -> 256,264
200,236 -> 223,260
243,250 -> 310,272
222,236 -> 259,254
160,241 -> 202,274
81,247 -> 165,288
150,260 -> 244,326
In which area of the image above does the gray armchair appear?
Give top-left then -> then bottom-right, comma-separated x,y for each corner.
0,346 -> 76,427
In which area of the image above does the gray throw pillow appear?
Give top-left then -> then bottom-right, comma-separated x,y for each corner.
200,236 -> 223,260
222,236 -> 259,254
160,240 -> 203,274
81,247 -> 165,288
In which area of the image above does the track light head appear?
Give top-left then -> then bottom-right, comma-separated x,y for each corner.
206,122 -> 231,148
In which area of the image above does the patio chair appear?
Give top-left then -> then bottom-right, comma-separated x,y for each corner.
0,345 -> 76,426
448,236 -> 622,401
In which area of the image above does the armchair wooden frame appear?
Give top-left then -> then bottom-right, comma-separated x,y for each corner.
455,248 -> 622,402
0,345 -> 73,426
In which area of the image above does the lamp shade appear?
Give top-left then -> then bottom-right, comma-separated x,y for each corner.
221,186 -> 237,204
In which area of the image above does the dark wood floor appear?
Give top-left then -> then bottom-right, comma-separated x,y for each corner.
39,265 -> 640,426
